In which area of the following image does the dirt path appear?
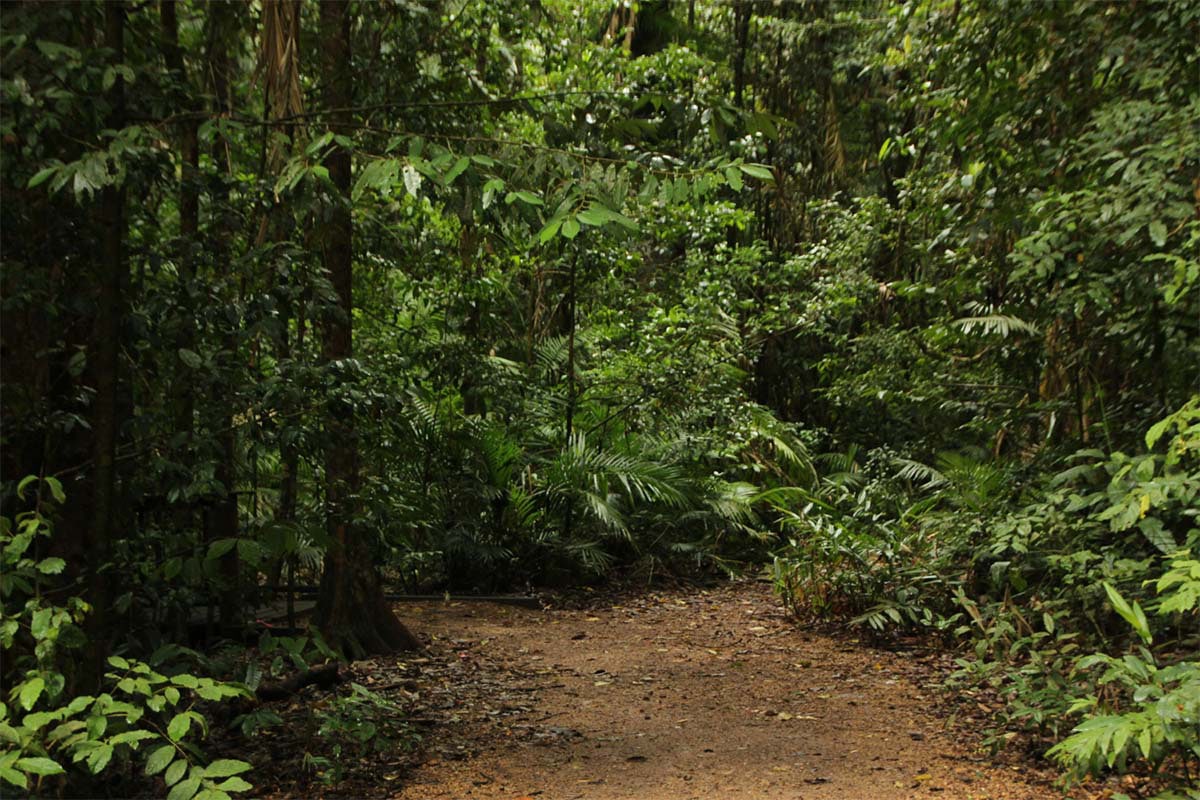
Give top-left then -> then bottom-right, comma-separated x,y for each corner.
384,582 -> 1070,800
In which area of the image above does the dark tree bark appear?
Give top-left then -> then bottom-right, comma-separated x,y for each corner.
603,0 -> 673,55
630,0 -> 672,56
313,0 -> 419,655
85,0 -> 128,683
459,213 -> 484,416
259,0 -> 304,624
732,1 -> 751,108
162,0 -> 200,529
205,0 -> 242,631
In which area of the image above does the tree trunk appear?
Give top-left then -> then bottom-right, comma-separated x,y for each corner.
314,0 -> 419,655
733,1 -> 751,107
460,215 -> 483,416
86,0 -> 127,684
258,0 -> 304,616
162,0 -> 199,524
205,0 -> 241,632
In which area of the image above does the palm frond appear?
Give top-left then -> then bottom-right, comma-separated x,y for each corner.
954,303 -> 1037,337
534,334 -> 570,377
893,457 -> 948,489
747,405 -> 816,485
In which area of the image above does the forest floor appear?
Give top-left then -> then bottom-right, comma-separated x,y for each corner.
256,582 -> 1102,799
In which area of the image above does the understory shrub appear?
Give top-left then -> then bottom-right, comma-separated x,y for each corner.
1,479 -> 253,799
773,401 -> 1200,794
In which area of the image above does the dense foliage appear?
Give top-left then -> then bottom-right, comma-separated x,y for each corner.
1,0 -> 1196,796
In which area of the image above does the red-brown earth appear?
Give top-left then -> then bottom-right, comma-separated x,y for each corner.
250,581 -> 1105,799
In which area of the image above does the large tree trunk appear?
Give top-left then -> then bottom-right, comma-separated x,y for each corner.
314,0 -> 419,655
206,0 -> 242,632
260,0 -> 304,623
162,0 -> 200,531
85,0 -> 127,684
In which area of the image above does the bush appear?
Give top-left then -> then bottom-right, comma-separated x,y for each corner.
0,478 -> 254,799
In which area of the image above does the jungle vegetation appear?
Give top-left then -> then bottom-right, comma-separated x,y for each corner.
1,0 -> 1197,796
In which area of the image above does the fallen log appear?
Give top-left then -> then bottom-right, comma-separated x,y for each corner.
255,662 -> 343,702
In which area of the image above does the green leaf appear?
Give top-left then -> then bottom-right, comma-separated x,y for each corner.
167,776 -> 201,800
576,203 -> 638,231
1102,583 -> 1152,645
235,539 -> 263,565
16,475 -> 37,501
18,677 -> 45,711
16,756 -> 64,776
178,349 -> 202,369
107,729 -> 156,746
1138,726 -> 1153,759
1148,221 -> 1167,247
1137,517 -> 1176,554
86,714 -> 107,739
44,476 -> 65,504
575,206 -> 607,226
0,723 -> 21,745
203,759 -> 251,778
167,712 -> 191,742
739,163 -> 774,181
28,166 -> 59,189
1145,416 -> 1171,449
206,539 -> 236,560
146,744 -> 175,775
562,217 -> 581,240
0,764 -> 27,790
214,776 -> 253,793
724,166 -> 744,192
86,744 -> 113,774
304,132 -> 333,157
36,557 -> 66,575
165,758 -> 188,787
481,177 -> 504,209
29,608 -> 52,640
444,156 -> 470,185
537,217 -> 563,243
505,190 -> 543,206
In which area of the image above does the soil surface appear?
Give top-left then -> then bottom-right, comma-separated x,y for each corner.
368,581 -> 1076,800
